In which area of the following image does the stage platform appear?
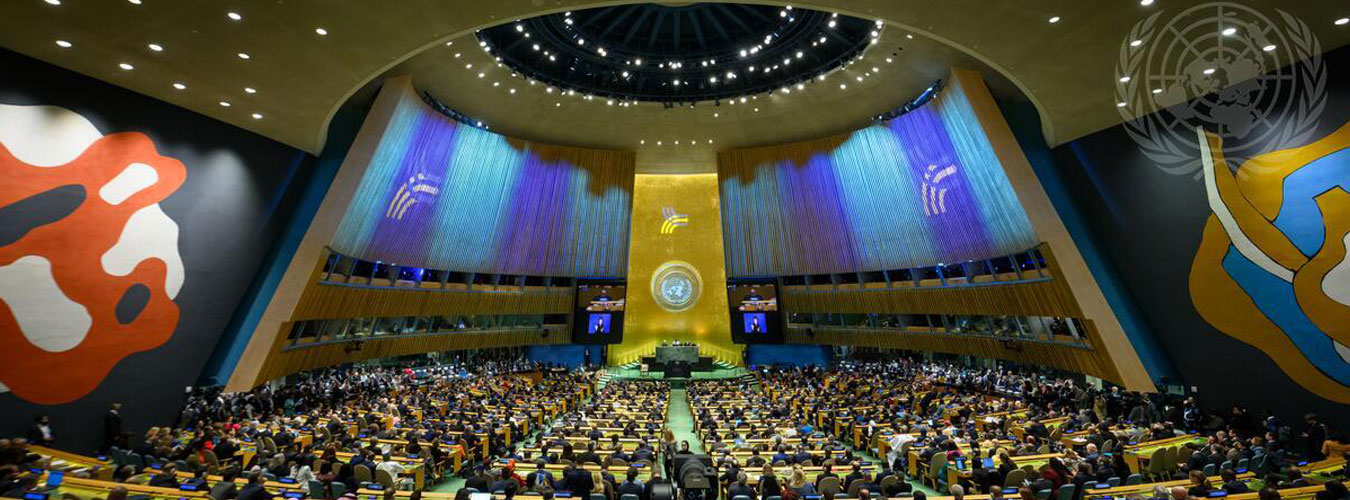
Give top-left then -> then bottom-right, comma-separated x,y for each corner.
603,361 -> 748,381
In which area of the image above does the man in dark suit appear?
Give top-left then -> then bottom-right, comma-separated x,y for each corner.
563,464 -> 594,498
26,416 -> 55,447
238,473 -> 274,500
844,462 -> 869,489
728,472 -> 757,500
210,471 -> 240,500
577,443 -> 602,465
1220,470 -> 1249,494
814,463 -> 838,489
149,463 -> 181,488
617,468 -> 645,499
103,403 -> 124,452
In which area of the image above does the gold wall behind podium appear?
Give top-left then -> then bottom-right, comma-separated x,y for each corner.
616,173 -> 739,365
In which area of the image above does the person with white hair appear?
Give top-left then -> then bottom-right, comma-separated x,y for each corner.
949,484 -> 966,500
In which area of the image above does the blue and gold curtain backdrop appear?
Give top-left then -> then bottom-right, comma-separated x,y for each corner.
332,87 -> 635,277
718,78 -> 1038,276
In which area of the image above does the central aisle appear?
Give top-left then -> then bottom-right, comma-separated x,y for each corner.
666,388 -> 706,453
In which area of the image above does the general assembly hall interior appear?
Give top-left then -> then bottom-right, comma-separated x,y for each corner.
2,2 -> 1350,500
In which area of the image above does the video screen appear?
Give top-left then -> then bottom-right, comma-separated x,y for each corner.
728,279 -> 783,343
587,313 -> 611,334
577,284 -> 625,311
742,313 -> 767,333
574,280 -> 624,344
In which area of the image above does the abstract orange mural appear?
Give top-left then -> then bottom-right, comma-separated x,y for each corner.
0,104 -> 186,405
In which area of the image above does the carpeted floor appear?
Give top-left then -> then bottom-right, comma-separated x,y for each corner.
666,388 -> 706,453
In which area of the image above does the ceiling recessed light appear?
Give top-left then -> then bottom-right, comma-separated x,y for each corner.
1130,39 -> 1143,47
55,40 -> 72,48
1119,76 -> 1131,82
118,62 -> 134,70
128,0 -> 141,4
237,53 -> 250,59
244,87 -> 256,94
1140,0 -> 1154,5
1116,102 -> 1128,108
1049,16 -> 1061,23
1222,27 -> 1237,36
251,113 -> 262,120
315,27 -> 328,36
1203,68 -> 1216,75
227,11 -> 241,21
1336,18 -> 1349,26
148,43 -> 163,52
1152,88 -> 1162,94
173,82 -> 187,90
219,101 -> 231,107
44,0 -> 60,5
1263,44 -> 1277,51
839,83 -> 847,89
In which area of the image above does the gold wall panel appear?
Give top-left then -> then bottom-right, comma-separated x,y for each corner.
615,174 -> 739,365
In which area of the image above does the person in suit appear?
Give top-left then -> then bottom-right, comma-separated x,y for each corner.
210,470 -> 240,500
617,468 -> 644,498
26,416 -> 54,447
1220,469 -> 1250,494
464,467 -> 491,492
577,443 -> 602,466
149,463 -> 181,488
238,473 -> 274,500
843,462 -> 869,489
563,464 -> 594,499
103,403 -> 124,452
728,472 -> 756,500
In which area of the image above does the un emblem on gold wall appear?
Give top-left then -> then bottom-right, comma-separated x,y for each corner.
651,261 -> 702,312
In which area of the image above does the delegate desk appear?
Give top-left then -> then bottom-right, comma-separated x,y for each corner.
1123,434 -> 1207,473
30,445 -> 115,481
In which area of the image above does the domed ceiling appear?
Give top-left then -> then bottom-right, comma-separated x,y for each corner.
476,3 -> 877,102
1,0 -> 1346,159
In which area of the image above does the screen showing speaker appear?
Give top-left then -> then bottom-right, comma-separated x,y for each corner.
727,278 -> 783,343
574,279 -> 624,344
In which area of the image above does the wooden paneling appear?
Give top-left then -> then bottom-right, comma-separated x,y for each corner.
238,245 -> 575,389
778,242 -> 1131,386
781,243 -> 1081,318
255,328 -> 570,384
293,284 -> 572,320
783,278 -> 1079,318
786,324 -> 1125,385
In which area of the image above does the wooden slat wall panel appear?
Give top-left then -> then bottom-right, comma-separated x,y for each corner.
292,284 -> 572,320
255,328 -> 569,384
781,243 -> 1083,318
783,279 -> 1080,317
785,324 -> 1125,385
777,243 -> 1131,386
